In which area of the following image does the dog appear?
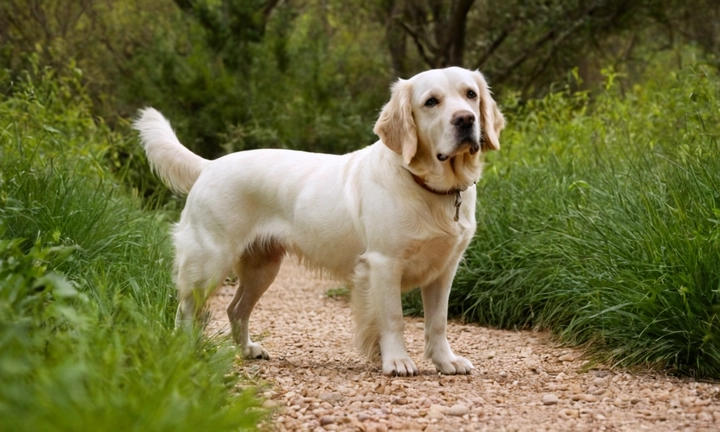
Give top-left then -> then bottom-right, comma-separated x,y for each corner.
134,67 -> 505,376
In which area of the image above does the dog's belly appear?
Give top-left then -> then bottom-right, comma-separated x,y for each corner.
286,223 -> 365,280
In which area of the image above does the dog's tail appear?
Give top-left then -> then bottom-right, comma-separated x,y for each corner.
133,108 -> 210,195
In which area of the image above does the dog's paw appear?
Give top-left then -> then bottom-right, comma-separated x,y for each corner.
242,342 -> 270,360
382,357 -> 419,377
433,355 -> 474,375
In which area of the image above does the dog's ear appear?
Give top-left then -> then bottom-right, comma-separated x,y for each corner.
374,79 -> 417,165
474,71 -> 505,152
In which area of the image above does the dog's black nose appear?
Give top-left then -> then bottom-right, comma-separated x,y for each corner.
451,111 -> 475,129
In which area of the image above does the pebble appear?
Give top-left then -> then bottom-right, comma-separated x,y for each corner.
366,424 -> 388,432
542,394 -> 559,405
698,411 -> 713,422
320,416 -> 335,426
558,408 -> 580,419
558,353 -> 578,362
319,392 -> 342,403
448,404 -> 470,416
426,404 -> 446,419
261,400 -> 279,409
571,394 -> 598,402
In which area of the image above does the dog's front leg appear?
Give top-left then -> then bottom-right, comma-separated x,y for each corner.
365,253 -> 418,376
421,269 -> 474,375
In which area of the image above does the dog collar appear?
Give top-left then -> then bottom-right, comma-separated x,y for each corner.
405,169 -> 471,222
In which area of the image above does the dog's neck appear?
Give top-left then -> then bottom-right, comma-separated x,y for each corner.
407,170 -> 469,196
406,150 -> 483,193
403,168 -> 471,222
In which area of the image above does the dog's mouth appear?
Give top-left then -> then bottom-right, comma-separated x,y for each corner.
436,136 -> 481,161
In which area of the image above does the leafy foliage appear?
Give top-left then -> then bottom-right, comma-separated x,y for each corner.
437,63 -> 720,378
0,66 -> 263,432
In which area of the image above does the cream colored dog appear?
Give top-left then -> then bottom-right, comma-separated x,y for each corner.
134,67 -> 504,376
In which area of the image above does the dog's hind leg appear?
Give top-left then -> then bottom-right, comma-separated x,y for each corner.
174,254 -> 231,332
227,241 -> 284,359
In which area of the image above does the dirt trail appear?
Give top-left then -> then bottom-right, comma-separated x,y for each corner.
207,261 -> 720,431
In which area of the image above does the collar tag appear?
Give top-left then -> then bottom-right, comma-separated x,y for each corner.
453,191 -> 462,222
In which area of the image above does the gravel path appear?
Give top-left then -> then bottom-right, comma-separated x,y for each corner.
207,261 -> 720,431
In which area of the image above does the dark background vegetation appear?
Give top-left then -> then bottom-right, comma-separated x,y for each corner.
1,0 -> 718,157
1,1 -> 719,430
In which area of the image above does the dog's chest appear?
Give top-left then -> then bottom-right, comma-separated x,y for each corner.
399,231 -> 468,291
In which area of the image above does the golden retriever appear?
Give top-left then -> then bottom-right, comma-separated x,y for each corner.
134,67 -> 504,376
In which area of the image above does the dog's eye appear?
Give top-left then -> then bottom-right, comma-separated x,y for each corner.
467,90 -> 477,99
424,97 -> 439,107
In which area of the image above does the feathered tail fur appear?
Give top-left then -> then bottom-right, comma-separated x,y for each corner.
133,108 -> 210,194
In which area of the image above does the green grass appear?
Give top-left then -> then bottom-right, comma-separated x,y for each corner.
0,67 -> 263,431
435,64 -> 720,378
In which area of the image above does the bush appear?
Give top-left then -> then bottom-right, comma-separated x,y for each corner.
0,68 -> 263,431
440,64 -> 720,378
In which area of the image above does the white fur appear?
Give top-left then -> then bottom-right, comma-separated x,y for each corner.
134,67 -> 505,376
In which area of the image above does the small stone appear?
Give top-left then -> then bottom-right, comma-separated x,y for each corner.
320,416 -> 335,426
571,394 -> 598,402
367,424 -> 388,432
558,408 -> 579,419
519,347 -> 533,358
448,404 -> 470,416
681,397 -> 695,406
392,397 -> 408,405
542,394 -> 559,405
319,392 -> 342,403
698,411 -> 713,422
429,404 -> 447,413
499,371 -> 508,378
261,400 -> 279,409
486,351 -> 496,359
595,413 -> 606,420
630,398 -> 642,405
358,413 -> 371,422
558,353 -> 577,362
426,404 -> 446,419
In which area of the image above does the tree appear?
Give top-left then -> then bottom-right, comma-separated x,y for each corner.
171,0 -> 284,72
380,0 -> 719,94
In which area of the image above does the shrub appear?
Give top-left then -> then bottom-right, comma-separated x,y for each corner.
449,64 -> 720,378
0,68 -> 263,431
400,64 -> 720,378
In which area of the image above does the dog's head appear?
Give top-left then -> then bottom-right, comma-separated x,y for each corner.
374,67 -> 505,189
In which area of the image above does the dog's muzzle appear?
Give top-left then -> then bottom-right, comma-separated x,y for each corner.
436,111 -> 480,161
